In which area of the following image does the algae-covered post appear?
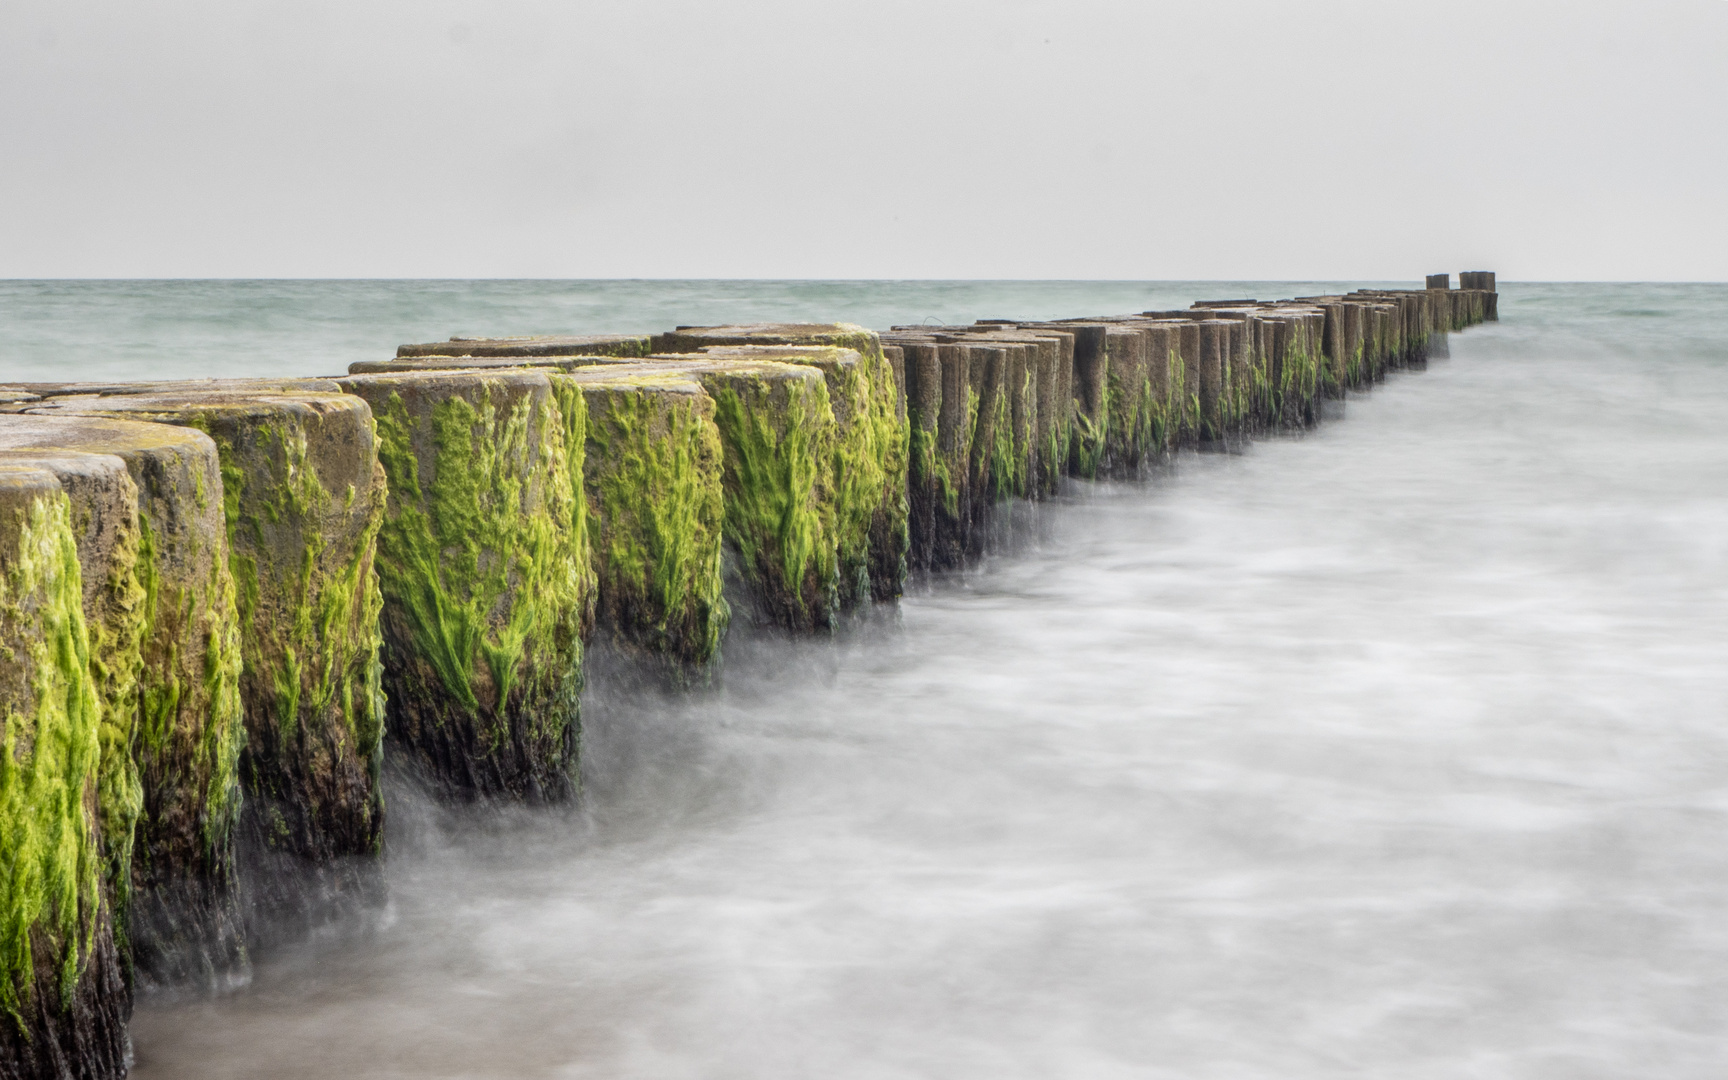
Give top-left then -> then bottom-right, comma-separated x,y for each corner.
0,442 -> 145,968
650,325 -> 909,605
888,338 -> 945,573
27,387 -> 390,938
335,370 -> 589,802
553,367 -> 728,673
684,345 -> 893,610
0,413 -> 246,990
0,460 -> 131,1080
881,333 -> 974,572
656,358 -> 842,632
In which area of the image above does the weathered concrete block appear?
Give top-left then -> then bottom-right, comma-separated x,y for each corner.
1195,321 -> 1231,443
1136,323 -> 1181,453
335,371 -> 588,803
647,358 -> 840,632
396,335 -> 651,360
1103,327 -> 1153,472
29,390 -> 390,938
882,338 -> 947,573
1259,309 -> 1325,427
955,342 -> 1013,514
0,415 -> 245,989
551,368 -> 727,670
1172,321 -> 1202,445
687,344 -> 902,607
0,461 -> 131,1080
884,332 -> 983,570
1055,326 -> 1109,478
984,329 -> 1070,492
0,444 -> 145,963
651,325 -> 908,603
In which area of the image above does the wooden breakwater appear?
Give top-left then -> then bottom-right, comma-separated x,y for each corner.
0,274 -> 1494,1077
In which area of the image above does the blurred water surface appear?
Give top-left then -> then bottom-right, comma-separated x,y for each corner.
0,278 -> 1394,382
28,280 -> 1728,1078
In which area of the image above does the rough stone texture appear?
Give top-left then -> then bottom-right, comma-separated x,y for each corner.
880,334 -> 982,571
335,371 -> 587,804
1103,328 -> 1152,473
651,326 -> 908,605
634,359 -> 840,632
964,331 -> 1064,495
686,345 -> 899,607
955,342 -> 1009,530
0,463 -> 131,1080
553,368 -> 727,671
31,391 -> 390,941
0,414 -> 246,991
884,339 -> 944,574
1059,328 -> 1109,478
395,335 -> 652,360
1195,322 -> 1231,443
940,338 -> 1032,500
0,447 -> 145,966
1138,323 -> 1181,454
1016,328 -> 1076,488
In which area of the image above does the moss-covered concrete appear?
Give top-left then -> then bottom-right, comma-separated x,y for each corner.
553,369 -> 727,671
34,390 -> 390,939
883,339 -> 943,572
0,413 -> 245,990
1136,324 -> 1179,456
960,331 -> 1065,496
652,325 -> 908,605
0,464 -> 130,1080
0,446 -> 144,987
685,345 -> 893,608
651,360 -> 839,632
336,371 -> 587,803
950,342 -> 1013,515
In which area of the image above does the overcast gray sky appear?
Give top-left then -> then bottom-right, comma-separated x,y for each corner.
2,0 -> 1723,280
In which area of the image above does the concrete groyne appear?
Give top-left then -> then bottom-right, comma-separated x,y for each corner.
0,274 -> 1494,1077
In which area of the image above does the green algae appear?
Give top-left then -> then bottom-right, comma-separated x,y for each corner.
373,383 -> 585,753
761,345 -> 908,606
664,328 -> 908,605
1069,407 -> 1108,480
83,498 -> 146,963
364,377 -> 584,798
0,490 -> 103,1024
1168,345 -> 1195,445
705,373 -> 837,629
192,415 -> 385,755
131,488 -> 244,888
908,405 -> 958,520
984,386 -> 1019,503
568,379 -> 728,668
786,355 -> 886,604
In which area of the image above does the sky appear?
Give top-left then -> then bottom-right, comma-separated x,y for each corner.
2,0 -> 1724,280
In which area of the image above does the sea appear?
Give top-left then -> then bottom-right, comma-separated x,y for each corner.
6,280 -> 1727,1079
